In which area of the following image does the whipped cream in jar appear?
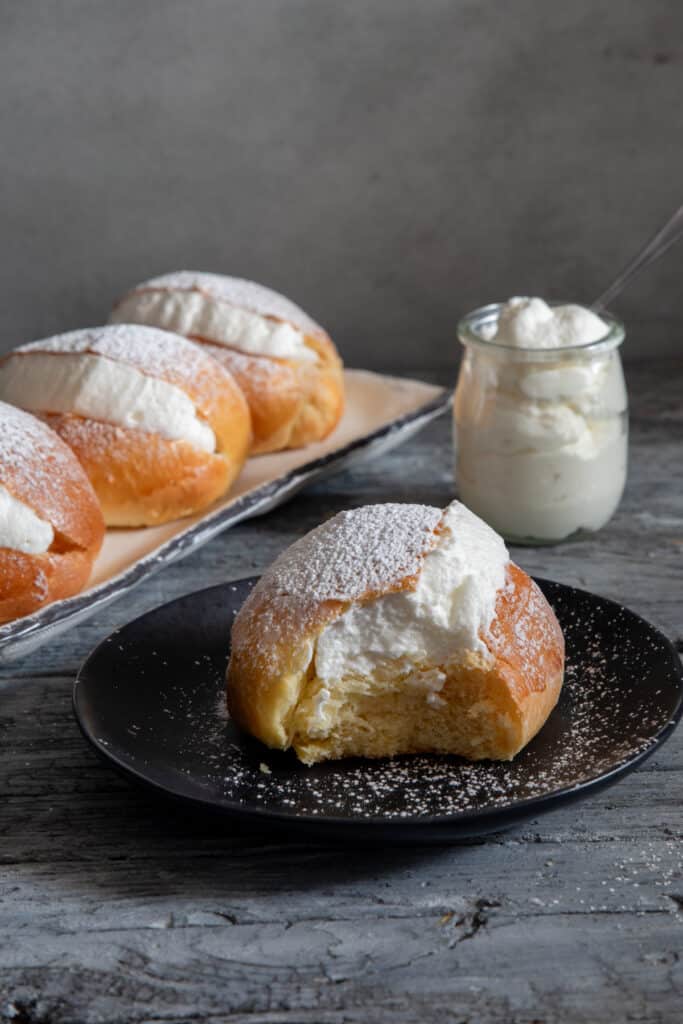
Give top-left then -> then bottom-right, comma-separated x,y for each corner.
453,297 -> 628,544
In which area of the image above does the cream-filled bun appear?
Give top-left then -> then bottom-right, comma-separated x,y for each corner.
227,500 -> 564,765
110,272 -> 344,454
0,325 -> 251,527
0,401 -> 104,624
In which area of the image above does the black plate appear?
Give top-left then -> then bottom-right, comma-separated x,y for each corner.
73,577 -> 683,844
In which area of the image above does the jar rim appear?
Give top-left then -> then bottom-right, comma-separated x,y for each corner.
457,301 -> 625,358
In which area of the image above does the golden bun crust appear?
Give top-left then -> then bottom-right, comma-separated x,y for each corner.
199,338 -> 344,454
201,347 -> 303,455
485,562 -> 564,753
110,273 -> 344,453
0,326 -> 251,527
0,402 -> 104,625
44,414 -> 246,527
226,505 -> 564,765
0,546 -> 99,625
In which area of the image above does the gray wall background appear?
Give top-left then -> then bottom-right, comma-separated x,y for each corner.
1,1 -> 681,371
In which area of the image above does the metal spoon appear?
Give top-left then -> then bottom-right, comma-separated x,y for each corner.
593,202 -> 683,311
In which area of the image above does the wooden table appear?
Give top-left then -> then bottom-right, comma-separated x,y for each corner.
1,362 -> 681,1024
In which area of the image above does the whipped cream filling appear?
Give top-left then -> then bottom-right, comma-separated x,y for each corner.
313,501 -> 508,685
0,353 -> 215,453
112,289 -> 318,363
0,483 -> 54,554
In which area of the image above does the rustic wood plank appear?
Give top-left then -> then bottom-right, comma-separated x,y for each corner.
0,360 -> 681,1023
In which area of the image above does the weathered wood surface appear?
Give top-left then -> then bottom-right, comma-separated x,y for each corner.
1,361 -> 681,1024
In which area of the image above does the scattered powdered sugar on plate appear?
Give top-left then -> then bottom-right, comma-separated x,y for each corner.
124,271 -> 326,338
89,578 -> 681,825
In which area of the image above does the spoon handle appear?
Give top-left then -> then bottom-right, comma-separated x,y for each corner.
593,203 -> 683,311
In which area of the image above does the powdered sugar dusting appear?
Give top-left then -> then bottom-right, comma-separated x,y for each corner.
204,343 -> 295,389
0,401 -> 95,539
235,504 -> 444,661
258,503 -> 441,604
489,568 -> 565,694
16,324 -> 224,399
127,271 -> 325,338
313,501 -> 510,681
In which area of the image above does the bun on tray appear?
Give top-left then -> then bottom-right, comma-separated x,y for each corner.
0,324 -> 251,527
110,271 -> 344,454
0,401 -> 104,624
226,499 -> 564,765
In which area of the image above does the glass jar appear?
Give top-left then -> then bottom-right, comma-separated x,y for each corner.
453,303 -> 628,545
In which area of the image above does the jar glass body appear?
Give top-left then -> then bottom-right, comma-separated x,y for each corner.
453,305 -> 628,545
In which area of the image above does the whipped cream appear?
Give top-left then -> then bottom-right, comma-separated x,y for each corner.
0,483 -> 54,554
455,297 -> 627,541
112,288 -> 318,363
0,352 -> 215,453
483,296 -> 608,349
313,501 -> 508,686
